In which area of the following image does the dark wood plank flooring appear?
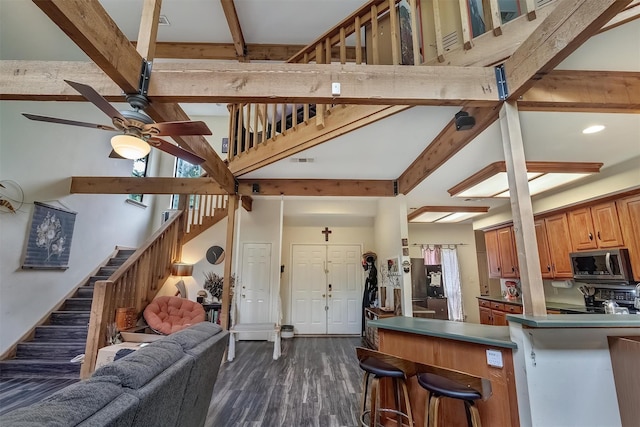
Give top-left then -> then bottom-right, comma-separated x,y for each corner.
0,377 -> 79,415
206,336 -> 363,427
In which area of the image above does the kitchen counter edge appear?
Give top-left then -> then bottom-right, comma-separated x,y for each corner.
369,317 -> 516,349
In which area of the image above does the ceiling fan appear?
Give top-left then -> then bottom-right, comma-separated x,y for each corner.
23,80 -> 209,165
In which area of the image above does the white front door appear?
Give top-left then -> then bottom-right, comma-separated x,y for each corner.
291,244 -> 362,335
291,245 -> 327,334
327,245 -> 362,334
238,243 -> 272,324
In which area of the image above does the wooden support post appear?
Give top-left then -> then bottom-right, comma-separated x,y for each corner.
355,16 -> 363,64
136,0 -> 162,60
458,0 -> 472,50
432,0 -> 445,62
524,0 -> 537,20
488,0 -> 503,36
499,101 -> 546,317
221,194 -> 238,330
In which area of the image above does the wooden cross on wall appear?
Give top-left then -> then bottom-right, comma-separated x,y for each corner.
322,227 -> 332,242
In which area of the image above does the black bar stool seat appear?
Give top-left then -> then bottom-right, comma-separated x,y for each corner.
356,347 -> 415,427
417,373 -> 483,427
360,357 -> 405,379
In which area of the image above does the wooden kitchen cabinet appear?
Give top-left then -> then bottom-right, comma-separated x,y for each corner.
478,299 -> 521,325
484,229 -> 501,277
535,219 -> 554,279
536,214 -> 573,279
617,195 -> 640,281
568,202 -> 624,251
485,226 -> 519,278
497,227 -> 519,278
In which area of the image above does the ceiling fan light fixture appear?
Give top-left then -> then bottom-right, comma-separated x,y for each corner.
111,134 -> 150,160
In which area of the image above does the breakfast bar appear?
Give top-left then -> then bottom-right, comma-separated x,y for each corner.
371,314 -> 640,427
369,317 -> 520,427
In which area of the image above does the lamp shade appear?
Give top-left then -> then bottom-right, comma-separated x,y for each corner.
111,134 -> 150,160
171,262 -> 194,277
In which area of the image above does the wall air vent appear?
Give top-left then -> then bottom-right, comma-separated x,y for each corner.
536,0 -> 554,7
158,15 -> 171,26
290,158 -> 315,163
443,31 -> 458,51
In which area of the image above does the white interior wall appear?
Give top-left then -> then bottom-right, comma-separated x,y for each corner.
408,223 -> 481,323
0,101 -> 157,354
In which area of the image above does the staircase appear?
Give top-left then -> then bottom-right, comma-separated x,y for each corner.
0,249 -> 135,379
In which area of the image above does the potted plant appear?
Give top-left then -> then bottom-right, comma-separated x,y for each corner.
203,272 -> 235,302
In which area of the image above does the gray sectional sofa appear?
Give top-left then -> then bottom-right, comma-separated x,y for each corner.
0,322 -> 228,427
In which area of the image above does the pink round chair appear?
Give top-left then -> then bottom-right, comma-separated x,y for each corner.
143,296 -> 206,335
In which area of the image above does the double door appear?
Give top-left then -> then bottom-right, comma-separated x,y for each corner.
291,244 -> 362,335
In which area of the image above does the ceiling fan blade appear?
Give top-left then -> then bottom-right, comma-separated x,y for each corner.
64,80 -> 127,122
22,113 -> 117,131
143,121 -> 213,136
148,137 -> 206,165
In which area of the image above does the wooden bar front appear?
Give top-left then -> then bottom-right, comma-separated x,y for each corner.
377,328 -> 520,427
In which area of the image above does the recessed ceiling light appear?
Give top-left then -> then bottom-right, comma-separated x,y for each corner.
582,125 -> 605,134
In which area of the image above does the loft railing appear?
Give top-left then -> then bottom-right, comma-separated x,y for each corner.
226,0 -> 549,163
81,211 -> 184,378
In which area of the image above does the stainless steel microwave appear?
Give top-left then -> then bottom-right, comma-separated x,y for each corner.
570,248 -> 634,283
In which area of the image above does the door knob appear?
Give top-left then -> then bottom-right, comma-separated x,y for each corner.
329,294 -> 332,298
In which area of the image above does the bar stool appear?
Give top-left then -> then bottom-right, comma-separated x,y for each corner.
356,347 -> 415,427
417,372 -> 484,427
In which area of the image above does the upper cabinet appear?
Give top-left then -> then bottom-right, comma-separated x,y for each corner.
485,226 -> 518,279
541,214 -> 574,278
568,202 -> 624,251
616,195 -> 640,281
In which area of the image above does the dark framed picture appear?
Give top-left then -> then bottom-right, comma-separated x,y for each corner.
221,137 -> 229,154
402,247 -> 409,256
22,202 -> 76,269
401,238 -> 408,247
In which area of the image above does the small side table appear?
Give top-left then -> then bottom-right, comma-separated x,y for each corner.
201,302 -> 222,323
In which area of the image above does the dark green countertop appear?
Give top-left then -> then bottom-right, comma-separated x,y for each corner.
369,316 -> 517,349
507,313 -> 640,327
478,295 -> 590,313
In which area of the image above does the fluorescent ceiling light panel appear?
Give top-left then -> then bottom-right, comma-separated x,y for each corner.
435,212 -> 485,223
582,125 -> 605,134
448,162 -> 602,198
408,206 -> 489,223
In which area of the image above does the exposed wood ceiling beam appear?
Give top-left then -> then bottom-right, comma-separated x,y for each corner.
518,70 -> 640,113
220,0 -> 247,61
31,0 -> 236,194
137,42 -> 363,62
397,106 -> 501,195
504,0 -> 632,99
135,0 -> 162,60
599,0 -> 640,32
237,179 -> 396,197
70,177 -> 226,194
1,60 -> 498,105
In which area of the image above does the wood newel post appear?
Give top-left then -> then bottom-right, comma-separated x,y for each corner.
81,280 -> 113,379
176,195 -> 188,261
221,194 -> 238,330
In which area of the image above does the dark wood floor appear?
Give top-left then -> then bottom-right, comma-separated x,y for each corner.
0,377 -> 79,415
206,336 -> 364,427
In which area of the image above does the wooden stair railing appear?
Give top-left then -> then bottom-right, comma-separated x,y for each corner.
183,194 -> 229,243
226,0 -> 550,166
81,210 -> 184,378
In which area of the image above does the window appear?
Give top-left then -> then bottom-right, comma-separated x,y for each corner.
171,158 -> 202,209
128,155 -> 149,203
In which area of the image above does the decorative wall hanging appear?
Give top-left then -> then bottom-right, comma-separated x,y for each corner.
206,245 -> 225,265
22,202 -> 76,269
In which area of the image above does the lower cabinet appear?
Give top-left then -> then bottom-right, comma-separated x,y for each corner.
478,299 -> 523,325
426,297 -> 449,320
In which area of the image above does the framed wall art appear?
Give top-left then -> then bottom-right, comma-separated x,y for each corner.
22,202 -> 76,270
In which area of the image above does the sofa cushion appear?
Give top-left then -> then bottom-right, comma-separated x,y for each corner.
143,296 -> 206,335
93,339 -> 184,389
0,376 -> 138,427
168,321 -> 222,351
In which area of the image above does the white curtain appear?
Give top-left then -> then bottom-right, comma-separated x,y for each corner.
441,247 -> 464,321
